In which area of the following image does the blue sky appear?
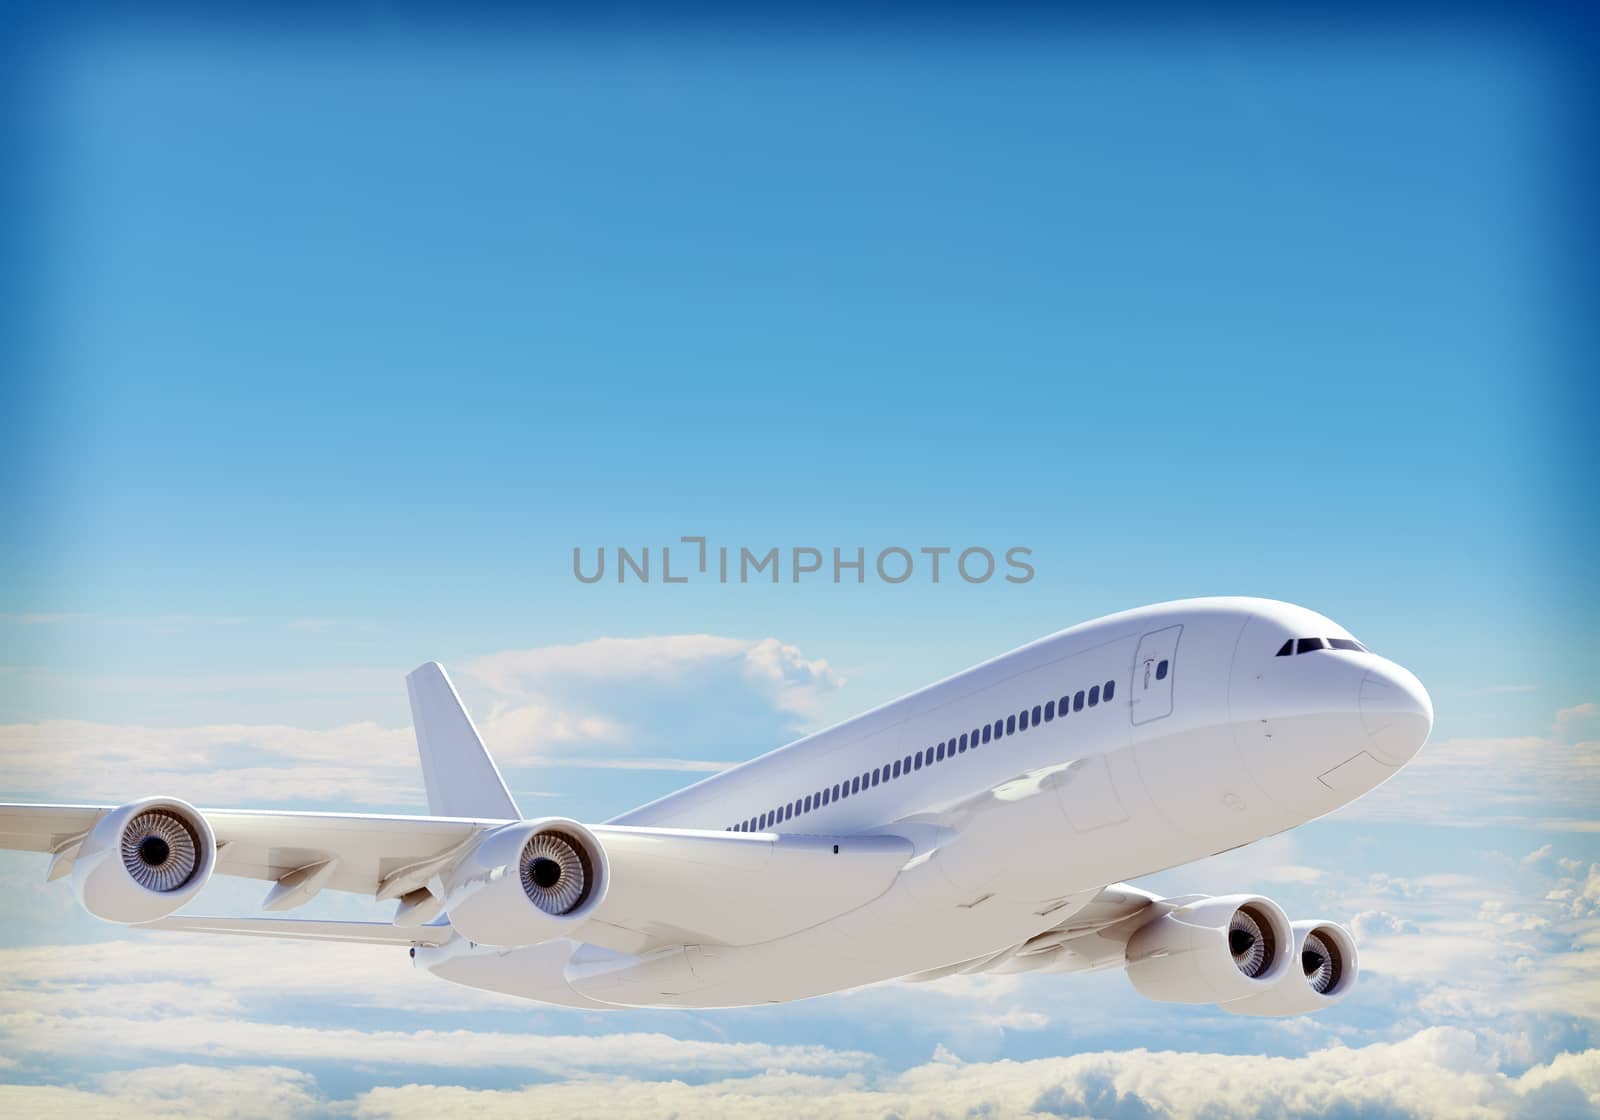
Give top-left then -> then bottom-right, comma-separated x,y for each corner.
2,13 -> 1597,1118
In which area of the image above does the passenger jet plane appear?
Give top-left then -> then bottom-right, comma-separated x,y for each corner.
0,598 -> 1431,1014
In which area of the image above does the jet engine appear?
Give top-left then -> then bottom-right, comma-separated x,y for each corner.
1224,920 -> 1359,1016
1125,894 -> 1293,1005
71,797 -> 217,923
442,818 -> 609,947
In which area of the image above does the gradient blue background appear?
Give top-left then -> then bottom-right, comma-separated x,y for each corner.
1,6 -> 1596,1116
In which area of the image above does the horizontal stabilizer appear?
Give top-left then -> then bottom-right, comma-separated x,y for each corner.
136,914 -> 453,947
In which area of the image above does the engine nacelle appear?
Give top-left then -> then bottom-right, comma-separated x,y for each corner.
1125,894 -> 1293,1005
1224,920 -> 1359,1016
442,818 -> 609,948
71,797 -> 217,924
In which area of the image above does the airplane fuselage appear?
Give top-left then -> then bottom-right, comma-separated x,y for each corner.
417,597 -> 1431,1009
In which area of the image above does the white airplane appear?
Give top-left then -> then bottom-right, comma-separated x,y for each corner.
1,597 -> 1431,1015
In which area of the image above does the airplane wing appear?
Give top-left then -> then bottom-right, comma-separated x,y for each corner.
0,802 -> 913,954
0,802 -> 509,897
0,663 -> 914,954
901,883 -> 1208,981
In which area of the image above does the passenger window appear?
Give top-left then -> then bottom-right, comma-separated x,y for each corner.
892,760 -> 901,779
803,795 -> 812,812
1295,639 -> 1324,655
1059,694 -> 1070,714
1032,704 -> 1042,725
1104,679 -> 1115,701
1156,659 -> 1170,679
872,768 -> 881,786
982,724 -> 992,744
925,747 -> 935,766
959,732 -> 969,752
1006,715 -> 1016,736
1276,639 -> 1294,657
1074,690 -> 1085,711
913,752 -> 923,771
1044,700 -> 1055,721
832,783 -> 841,800
1019,709 -> 1030,731
852,776 -> 861,794
903,754 -> 913,773
936,742 -> 946,762
1088,685 -> 1100,706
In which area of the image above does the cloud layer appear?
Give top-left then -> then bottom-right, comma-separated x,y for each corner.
0,633 -> 841,806
2,1032 -> 1597,1119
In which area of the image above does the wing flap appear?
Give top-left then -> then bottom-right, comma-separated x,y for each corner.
199,809 -> 507,895
137,914 -> 453,946
0,803 -> 104,853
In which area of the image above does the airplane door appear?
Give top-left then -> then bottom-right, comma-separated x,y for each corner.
1131,625 -> 1181,725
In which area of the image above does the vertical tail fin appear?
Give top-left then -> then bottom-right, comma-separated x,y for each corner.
405,662 -> 521,820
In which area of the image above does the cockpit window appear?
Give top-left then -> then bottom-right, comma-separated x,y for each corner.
1281,636 -> 1371,656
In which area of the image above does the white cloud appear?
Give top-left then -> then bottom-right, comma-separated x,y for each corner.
0,937 -> 873,1077
0,633 -> 840,804
1340,705 -> 1600,831
5,1032 -> 1594,1119
467,634 -> 841,714
1351,910 -> 1418,939
0,1065 -> 323,1120
976,1008 -> 1051,1031
1258,864 -> 1325,884
1310,845 -> 1600,1032
351,1030 -> 1599,1119
1557,703 -> 1600,745
0,719 -> 421,806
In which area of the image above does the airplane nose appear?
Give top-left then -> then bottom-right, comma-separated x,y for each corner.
1358,663 -> 1433,765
